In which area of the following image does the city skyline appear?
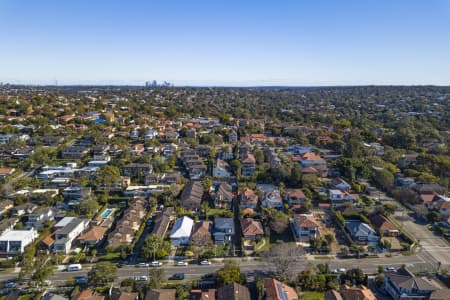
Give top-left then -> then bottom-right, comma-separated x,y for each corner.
1,0 -> 450,86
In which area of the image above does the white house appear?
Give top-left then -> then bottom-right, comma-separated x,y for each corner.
169,216 -> 194,246
0,229 -> 38,254
53,218 -> 89,254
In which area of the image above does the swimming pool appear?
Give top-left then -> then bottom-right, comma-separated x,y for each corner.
101,208 -> 113,218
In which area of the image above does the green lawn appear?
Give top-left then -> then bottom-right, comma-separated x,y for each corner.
300,291 -> 325,300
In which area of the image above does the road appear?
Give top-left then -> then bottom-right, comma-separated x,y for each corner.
393,210 -> 450,270
0,253 -> 432,286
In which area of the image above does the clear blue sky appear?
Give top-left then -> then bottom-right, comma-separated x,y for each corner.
1,0 -> 450,86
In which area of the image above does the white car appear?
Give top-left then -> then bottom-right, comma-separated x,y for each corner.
200,260 -> 211,265
44,280 -> 52,286
138,262 -> 149,267
337,268 -> 347,273
151,261 -> 163,267
135,275 -> 148,281
384,266 -> 396,272
176,261 -> 188,266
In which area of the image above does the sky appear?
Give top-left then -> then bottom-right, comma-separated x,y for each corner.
0,0 -> 450,86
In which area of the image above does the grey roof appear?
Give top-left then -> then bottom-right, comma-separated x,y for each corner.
41,293 -> 69,300
58,218 -> 86,235
386,268 -> 438,291
214,218 -> 235,232
217,283 -> 250,300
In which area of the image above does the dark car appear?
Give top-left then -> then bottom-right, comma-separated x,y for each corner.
74,276 -> 88,284
169,273 -> 185,280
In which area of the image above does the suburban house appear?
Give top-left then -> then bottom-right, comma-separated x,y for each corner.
0,218 -> 18,235
213,182 -> 233,209
384,268 -> 438,300
240,188 -> 258,210
293,214 -> 319,241
339,285 -> 376,300
299,152 -> 326,167
0,229 -> 38,254
241,218 -> 264,241
11,203 -> 38,217
122,163 -> 152,178
61,146 -> 89,159
328,189 -> 344,206
0,167 -> 15,179
264,278 -> 298,300
370,214 -> 400,237
285,189 -> 306,208
190,221 -> 213,244
25,207 -> 55,229
62,187 -> 92,206
258,184 -> 283,209
331,177 -> 351,191
241,153 -> 256,176
145,289 -> 176,300
180,181 -> 204,211
181,150 -> 207,180
151,207 -> 175,239
53,218 -> 89,254
77,226 -> 107,246
217,283 -> 250,300
169,216 -> 194,246
345,221 -> 379,246
212,159 -> 231,178
189,289 -> 216,300
108,197 -> 148,248
213,218 -> 235,245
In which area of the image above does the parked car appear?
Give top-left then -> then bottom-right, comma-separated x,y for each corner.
67,264 -> 82,271
138,262 -> 149,267
384,266 -> 396,272
176,261 -> 188,266
332,268 -> 347,274
200,260 -> 211,265
135,276 -> 148,281
169,273 -> 185,280
4,281 -> 17,288
74,276 -> 88,284
151,261 -> 163,267
44,280 -> 52,286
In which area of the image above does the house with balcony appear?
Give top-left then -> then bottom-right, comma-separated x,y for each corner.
241,153 -> 256,176
345,221 -> 379,246
213,218 -> 235,245
53,218 -> 89,254
0,229 -> 38,255
293,214 -> 319,241
214,183 -> 233,209
25,207 -> 55,229
384,268 -> 438,300
240,188 -> 259,211
258,184 -> 283,209
213,159 -> 231,178
285,189 -> 306,208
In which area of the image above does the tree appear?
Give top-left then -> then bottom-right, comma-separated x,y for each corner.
142,234 -> 172,260
190,231 -> 213,260
148,268 -> 165,289
262,243 -> 304,281
383,203 -> 396,216
427,211 -> 440,223
95,165 -> 120,198
88,262 -> 117,286
79,199 -> 99,218
289,164 -> 302,187
343,268 -> 366,285
216,260 -> 245,286
267,209 -> 289,234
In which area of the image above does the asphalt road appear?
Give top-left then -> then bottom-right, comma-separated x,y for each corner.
393,210 -> 450,270
0,253 -> 432,287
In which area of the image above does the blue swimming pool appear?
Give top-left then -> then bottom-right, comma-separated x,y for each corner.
101,208 -> 113,218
